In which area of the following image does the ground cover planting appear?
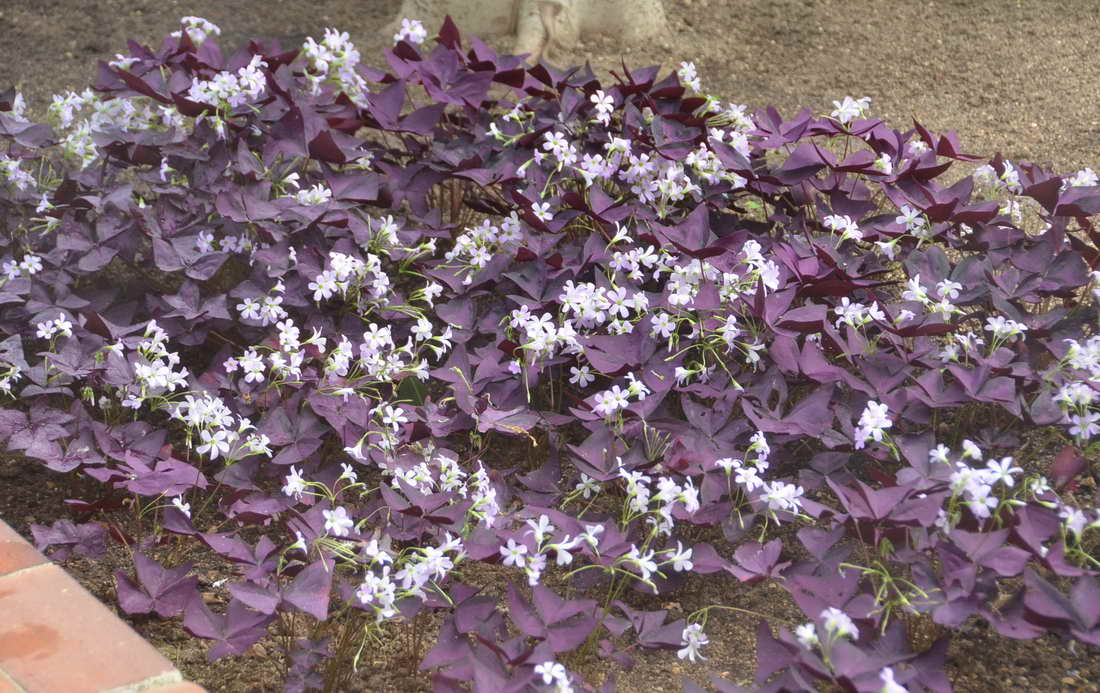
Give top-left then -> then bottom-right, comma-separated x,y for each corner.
1,15 -> 1099,692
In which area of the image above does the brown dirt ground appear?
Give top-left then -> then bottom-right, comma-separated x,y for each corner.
2,1 -> 1100,692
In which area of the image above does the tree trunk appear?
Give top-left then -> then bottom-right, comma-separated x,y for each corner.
513,0 -> 546,63
390,0 -> 668,65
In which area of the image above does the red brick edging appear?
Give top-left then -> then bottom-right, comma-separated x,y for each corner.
0,520 -> 208,693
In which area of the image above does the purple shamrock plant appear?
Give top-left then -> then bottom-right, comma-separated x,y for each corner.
1,13 -> 1099,693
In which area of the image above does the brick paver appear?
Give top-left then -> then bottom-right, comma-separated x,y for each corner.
0,522 -> 47,577
0,670 -> 26,693
0,520 -> 208,693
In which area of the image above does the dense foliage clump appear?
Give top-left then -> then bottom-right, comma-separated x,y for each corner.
2,16 -> 1099,693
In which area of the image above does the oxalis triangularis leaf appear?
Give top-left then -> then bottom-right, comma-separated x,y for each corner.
115,551 -> 198,618
183,596 -> 277,662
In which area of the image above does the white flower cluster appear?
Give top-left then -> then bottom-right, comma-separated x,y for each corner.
610,234 -> 757,351
900,273 -> 959,320
717,432 -> 805,520
1054,381 -> 1097,414
48,89 -> 159,132
540,130 -> 744,217
854,400 -> 891,450
873,152 -> 894,175
715,101 -> 755,131
974,160 -> 1023,194
170,16 -> 221,45
939,441 -> 1023,522
170,391 -> 233,430
938,330 -> 984,363
534,660 -> 574,693
1062,335 -> 1100,379
508,306 -> 581,362
501,514 -> 588,586
663,257 -> 716,308
169,391 -> 272,461
195,418 -> 249,461
387,449 -> 453,490
443,213 -> 525,282
822,606 -> 859,639
895,204 -> 931,240
357,532 -> 464,623
984,314 -> 1028,344
466,461 -> 502,527
685,139 -> 748,189
558,279 -> 649,334
5,92 -> 27,121
309,251 -> 391,305
393,18 -> 428,45
237,281 -> 290,326
323,505 -> 355,536
291,183 -> 332,207
0,153 -> 35,191
823,213 -> 863,242
225,318 -> 327,386
678,623 -> 709,662
617,458 -> 700,535
527,125 -> 748,219
932,441 -> 1100,545
35,312 -> 73,340
830,95 -> 871,125
0,360 -> 23,396
539,130 -> 577,168
196,228 -> 258,257
356,562 -> 398,622
1059,503 -> 1100,542
1,254 -> 41,282
328,322 -> 432,392
589,89 -> 614,126
677,61 -> 702,92
712,313 -> 744,353
796,606 -> 860,652
833,296 -> 885,331
398,532 -> 464,595
186,54 -> 268,110
1056,337 -> 1100,441
282,466 -> 309,500
113,321 -> 189,409
620,544 -> 657,584
651,161 -> 704,214
908,139 -> 931,156
48,88 -> 184,168
365,448 -> 499,525
592,373 -> 651,420
1063,167 -> 1098,190
285,466 -> 466,623
608,240 -> 665,283
739,239 -> 782,295
615,149 -> 702,215
366,214 -> 403,249
301,29 -> 368,103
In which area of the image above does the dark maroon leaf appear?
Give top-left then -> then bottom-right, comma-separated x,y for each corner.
1050,445 -> 1086,488
282,559 -> 334,621
183,596 -> 275,661
30,519 -> 106,561
728,539 -> 789,583
116,552 -> 197,618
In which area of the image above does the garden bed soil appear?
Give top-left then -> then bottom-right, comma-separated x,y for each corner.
3,0 -> 1100,691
